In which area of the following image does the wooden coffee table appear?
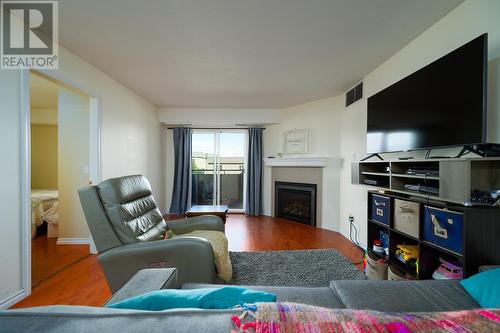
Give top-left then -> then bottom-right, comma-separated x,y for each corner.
185,205 -> 229,223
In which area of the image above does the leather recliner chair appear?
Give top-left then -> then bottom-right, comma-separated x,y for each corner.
78,174 -> 225,293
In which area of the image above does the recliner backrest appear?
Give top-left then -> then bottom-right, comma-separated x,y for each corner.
96,175 -> 167,244
78,186 -> 123,253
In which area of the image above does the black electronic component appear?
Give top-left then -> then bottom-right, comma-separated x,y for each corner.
367,34 -> 488,153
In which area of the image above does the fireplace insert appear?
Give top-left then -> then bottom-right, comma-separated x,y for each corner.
275,181 -> 316,226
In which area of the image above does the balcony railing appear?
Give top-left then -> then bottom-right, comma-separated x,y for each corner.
191,169 -> 244,209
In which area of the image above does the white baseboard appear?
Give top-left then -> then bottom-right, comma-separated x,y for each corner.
57,237 -> 98,254
56,237 -> 91,245
89,239 -> 97,254
0,290 -> 27,310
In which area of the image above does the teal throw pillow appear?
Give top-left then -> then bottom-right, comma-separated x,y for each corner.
460,268 -> 500,308
106,286 -> 276,311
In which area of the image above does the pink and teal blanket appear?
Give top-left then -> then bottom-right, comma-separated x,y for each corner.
231,302 -> 500,333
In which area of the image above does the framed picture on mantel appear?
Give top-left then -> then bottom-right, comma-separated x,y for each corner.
283,129 -> 308,154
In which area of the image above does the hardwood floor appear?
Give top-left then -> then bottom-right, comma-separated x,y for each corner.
31,235 -> 90,288
226,215 -> 364,266
12,215 -> 363,309
13,252 -> 111,309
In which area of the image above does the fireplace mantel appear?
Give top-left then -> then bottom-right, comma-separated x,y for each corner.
263,156 -> 330,168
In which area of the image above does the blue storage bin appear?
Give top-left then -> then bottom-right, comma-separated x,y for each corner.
423,206 -> 463,254
371,194 -> 390,226
379,230 -> 389,254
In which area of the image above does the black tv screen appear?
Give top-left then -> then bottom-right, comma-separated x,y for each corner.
367,34 -> 487,153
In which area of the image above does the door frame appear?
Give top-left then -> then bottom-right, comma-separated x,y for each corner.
191,129 -> 247,213
19,68 -> 102,303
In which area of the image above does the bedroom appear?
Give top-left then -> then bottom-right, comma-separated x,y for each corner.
29,72 -> 93,287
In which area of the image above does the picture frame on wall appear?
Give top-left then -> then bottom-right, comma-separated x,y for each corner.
283,129 -> 308,154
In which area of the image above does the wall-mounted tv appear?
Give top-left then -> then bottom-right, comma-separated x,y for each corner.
367,34 -> 487,154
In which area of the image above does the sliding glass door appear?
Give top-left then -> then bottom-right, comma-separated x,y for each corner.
191,130 -> 247,211
191,132 -> 216,206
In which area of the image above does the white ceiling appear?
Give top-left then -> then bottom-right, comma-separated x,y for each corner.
59,0 -> 463,108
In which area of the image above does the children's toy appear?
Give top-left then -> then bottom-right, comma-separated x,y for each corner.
372,240 -> 384,254
395,244 -> 419,265
432,258 -> 463,280
379,230 -> 389,255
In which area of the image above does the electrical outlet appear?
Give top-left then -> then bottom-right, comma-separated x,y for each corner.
348,215 -> 354,223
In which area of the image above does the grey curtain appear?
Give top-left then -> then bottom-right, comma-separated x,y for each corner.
246,128 -> 263,216
169,127 -> 192,215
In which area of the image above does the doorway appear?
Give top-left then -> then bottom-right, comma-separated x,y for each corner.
27,71 -> 100,290
191,130 -> 247,212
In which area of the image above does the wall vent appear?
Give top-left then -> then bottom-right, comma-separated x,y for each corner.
345,82 -> 363,107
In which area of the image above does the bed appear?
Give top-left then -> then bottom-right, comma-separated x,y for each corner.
31,189 -> 59,239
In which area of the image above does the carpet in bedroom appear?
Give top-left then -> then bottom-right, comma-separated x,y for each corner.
229,248 -> 366,287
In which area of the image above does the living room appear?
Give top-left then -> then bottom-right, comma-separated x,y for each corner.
1,0 -> 499,331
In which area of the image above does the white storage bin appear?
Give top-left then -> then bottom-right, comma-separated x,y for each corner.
394,199 -> 420,238
365,251 -> 388,280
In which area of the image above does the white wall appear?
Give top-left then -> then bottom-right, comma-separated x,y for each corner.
338,99 -> 368,246
337,0 -> 500,246
263,96 -> 344,231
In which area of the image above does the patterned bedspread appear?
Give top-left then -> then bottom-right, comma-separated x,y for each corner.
231,302 -> 500,333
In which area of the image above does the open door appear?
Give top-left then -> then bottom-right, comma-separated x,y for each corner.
57,87 -> 92,241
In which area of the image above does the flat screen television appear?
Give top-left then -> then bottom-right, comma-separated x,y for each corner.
367,34 -> 487,154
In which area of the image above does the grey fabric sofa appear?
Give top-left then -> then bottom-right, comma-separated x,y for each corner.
78,175 -> 226,292
0,268 -> 480,333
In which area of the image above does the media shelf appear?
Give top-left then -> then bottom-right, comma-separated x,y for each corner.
352,157 -> 500,204
358,162 -> 391,189
361,172 -> 390,177
391,174 -> 440,180
365,190 -> 500,279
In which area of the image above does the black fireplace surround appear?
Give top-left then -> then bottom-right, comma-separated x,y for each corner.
275,181 -> 317,226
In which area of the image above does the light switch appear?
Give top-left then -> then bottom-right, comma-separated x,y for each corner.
83,166 -> 89,175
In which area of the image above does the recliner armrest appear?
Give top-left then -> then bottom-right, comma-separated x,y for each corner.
104,268 -> 178,306
98,237 -> 216,293
167,215 -> 225,234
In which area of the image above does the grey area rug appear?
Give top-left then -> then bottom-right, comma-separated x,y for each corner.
229,249 -> 366,287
